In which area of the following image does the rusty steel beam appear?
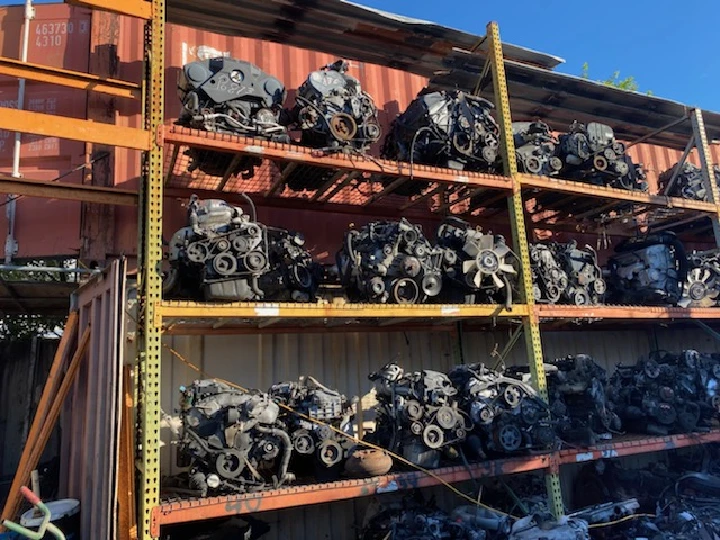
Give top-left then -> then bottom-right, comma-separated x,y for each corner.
0,56 -> 140,100
65,0 -> 152,19
150,455 -> 551,536
163,125 -> 512,191
0,108 -> 151,151
0,175 -> 138,206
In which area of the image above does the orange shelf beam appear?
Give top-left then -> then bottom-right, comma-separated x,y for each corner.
536,305 -> 720,320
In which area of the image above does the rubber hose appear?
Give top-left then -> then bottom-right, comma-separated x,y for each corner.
256,426 -> 292,484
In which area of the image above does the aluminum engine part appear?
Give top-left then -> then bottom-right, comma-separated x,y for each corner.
177,379 -> 294,496
508,515 -> 590,540
269,376 -> 354,478
659,162 -> 720,201
436,217 -> 517,308
177,58 -> 289,177
336,218 -> 446,304
609,350 -> 720,436
290,59 -> 381,152
680,249 -> 720,307
381,90 -> 500,196
605,232 -> 688,306
368,362 -> 469,469
448,363 -> 556,457
164,196 -> 322,302
529,241 -> 605,306
545,354 -> 621,445
569,499 -> 640,525
557,121 -> 647,191
513,121 -> 563,176
361,502 -> 487,540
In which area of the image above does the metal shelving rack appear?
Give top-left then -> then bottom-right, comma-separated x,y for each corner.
0,1 -> 717,539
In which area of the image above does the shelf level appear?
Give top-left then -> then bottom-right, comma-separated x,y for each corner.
536,304 -> 720,320
150,454 -> 551,536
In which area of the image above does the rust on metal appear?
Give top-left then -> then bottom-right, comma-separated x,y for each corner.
0,174 -> 137,205
536,305 -> 720,320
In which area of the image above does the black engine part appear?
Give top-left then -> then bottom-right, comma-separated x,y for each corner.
164,195 -> 322,302
513,121 -> 563,176
659,162 -> 720,201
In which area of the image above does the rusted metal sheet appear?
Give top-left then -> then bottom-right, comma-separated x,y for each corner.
60,259 -> 126,540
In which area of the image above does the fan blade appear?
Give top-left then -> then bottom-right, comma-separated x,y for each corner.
492,273 -> 505,288
474,271 -> 482,288
499,263 -> 517,274
702,269 -> 711,282
463,241 -> 479,258
463,260 -> 477,273
494,244 -> 510,258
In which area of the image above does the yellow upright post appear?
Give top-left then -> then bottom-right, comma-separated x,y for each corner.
486,21 -> 564,518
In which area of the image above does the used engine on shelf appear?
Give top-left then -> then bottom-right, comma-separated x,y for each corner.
177,58 -> 289,177
544,354 -> 621,445
556,121 -> 647,191
512,121 -> 563,176
608,351 -> 719,435
177,380 -> 294,496
382,90 -> 500,172
436,217 -> 517,307
269,376 -> 354,479
164,195 -> 321,302
368,362 -> 469,469
659,162 -> 720,201
605,232 -> 688,305
336,218 -> 445,304
529,242 -> 605,306
680,249 -> 720,307
289,59 -> 381,152
448,363 -> 556,457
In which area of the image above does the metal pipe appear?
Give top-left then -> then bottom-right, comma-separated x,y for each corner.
625,113 -> 689,149
663,136 -> 695,195
6,0 -> 34,263
0,265 -> 101,274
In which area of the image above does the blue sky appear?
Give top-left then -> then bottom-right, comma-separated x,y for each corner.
5,0 -> 719,110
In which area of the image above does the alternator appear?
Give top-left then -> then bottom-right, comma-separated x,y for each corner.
164,195 -> 322,302
290,59 -> 381,152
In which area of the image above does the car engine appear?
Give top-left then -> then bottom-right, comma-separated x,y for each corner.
269,376 -> 355,479
608,351 -> 720,435
544,354 -> 621,446
382,90 -> 500,173
512,121 -> 563,176
164,195 -> 322,302
177,379 -> 294,496
448,363 -> 556,457
289,59 -> 381,152
556,121 -> 647,190
659,162 -> 720,201
529,242 -> 605,306
680,249 -> 720,307
436,217 -> 517,308
336,218 -> 446,304
605,232 -> 688,305
177,58 -> 289,177
368,362 -> 469,469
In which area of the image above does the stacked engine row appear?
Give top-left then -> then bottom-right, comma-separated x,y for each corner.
177,57 -> 649,192
174,350 -> 720,498
165,196 -> 720,308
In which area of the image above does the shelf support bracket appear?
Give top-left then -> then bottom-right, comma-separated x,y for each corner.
691,109 -> 720,248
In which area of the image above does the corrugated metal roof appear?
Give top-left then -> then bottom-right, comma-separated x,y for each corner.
165,0 -> 564,72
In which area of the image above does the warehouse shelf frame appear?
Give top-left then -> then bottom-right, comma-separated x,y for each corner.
0,0 -> 716,538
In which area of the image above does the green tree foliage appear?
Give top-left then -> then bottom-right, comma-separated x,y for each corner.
581,62 -> 653,96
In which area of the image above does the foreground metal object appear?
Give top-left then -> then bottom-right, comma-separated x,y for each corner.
178,380 -> 294,496
165,196 -> 321,302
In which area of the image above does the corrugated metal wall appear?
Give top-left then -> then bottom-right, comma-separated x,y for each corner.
60,259 -> 126,540
0,338 -> 60,506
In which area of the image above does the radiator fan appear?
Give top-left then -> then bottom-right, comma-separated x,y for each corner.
461,236 -> 516,289
680,266 -> 720,307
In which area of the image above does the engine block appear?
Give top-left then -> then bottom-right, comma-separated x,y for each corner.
269,376 -> 354,479
437,217 -> 517,307
177,380 -> 294,496
336,218 -> 445,304
449,363 -> 556,457
557,121 -> 647,191
369,362 -> 469,469
606,232 -> 688,305
513,121 -> 563,176
165,196 -> 321,302
659,162 -> 720,201
290,59 -> 381,152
